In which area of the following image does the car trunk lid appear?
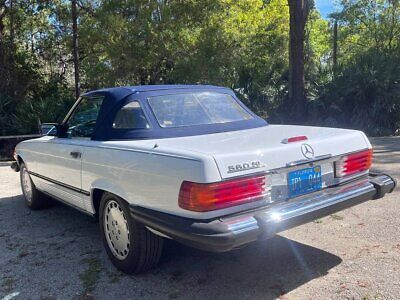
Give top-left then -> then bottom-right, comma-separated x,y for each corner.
155,125 -> 371,179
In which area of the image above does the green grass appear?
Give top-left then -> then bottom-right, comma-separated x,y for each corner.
106,271 -> 121,284
330,214 -> 344,221
79,257 -> 102,294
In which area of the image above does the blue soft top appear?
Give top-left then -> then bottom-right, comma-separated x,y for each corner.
78,85 -> 267,140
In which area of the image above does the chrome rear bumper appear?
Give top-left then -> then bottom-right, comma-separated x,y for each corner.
130,174 -> 396,252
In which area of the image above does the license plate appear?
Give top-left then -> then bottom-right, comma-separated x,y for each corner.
288,166 -> 322,198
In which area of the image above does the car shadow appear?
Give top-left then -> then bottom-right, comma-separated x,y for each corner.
156,237 -> 341,298
0,194 -> 342,299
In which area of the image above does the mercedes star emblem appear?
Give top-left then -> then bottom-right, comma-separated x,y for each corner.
301,143 -> 315,159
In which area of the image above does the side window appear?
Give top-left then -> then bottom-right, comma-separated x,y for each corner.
113,101 -> 150,129
67,96 -> 104,138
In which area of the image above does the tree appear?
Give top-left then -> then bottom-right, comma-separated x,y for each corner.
332,20 -> 338,72
314,0 -> 400,135
2,0 -> 399,137
287,0 -> 313,122
72,0 -> 80,98
0,0 -> 5,40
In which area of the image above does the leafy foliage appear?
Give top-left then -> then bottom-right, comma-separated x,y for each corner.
0,0 -> 399,136
314,49 -> 400,135
310,0 -> 400,134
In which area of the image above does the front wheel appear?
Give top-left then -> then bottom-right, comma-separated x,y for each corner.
99,193 -> 163,274
20,163 -> 50,210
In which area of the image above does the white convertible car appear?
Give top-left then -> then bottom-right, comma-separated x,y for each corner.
12,85 -> 396,273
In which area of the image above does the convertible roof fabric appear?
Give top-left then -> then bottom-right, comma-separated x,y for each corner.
80,85 -> 268,140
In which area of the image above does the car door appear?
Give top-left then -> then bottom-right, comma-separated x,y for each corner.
35,95 -> 105,210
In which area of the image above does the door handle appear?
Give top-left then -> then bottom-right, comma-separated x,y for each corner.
70,151 -> 81,159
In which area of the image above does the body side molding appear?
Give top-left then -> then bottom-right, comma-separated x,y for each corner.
28,171 -> 90,196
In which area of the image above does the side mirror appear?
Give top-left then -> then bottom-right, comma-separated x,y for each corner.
39,123 -> 58,136
55,124 -> 69,138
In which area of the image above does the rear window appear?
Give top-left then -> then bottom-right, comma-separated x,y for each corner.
148,92 -> 253,128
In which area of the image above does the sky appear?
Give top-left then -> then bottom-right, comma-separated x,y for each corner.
315,0 -> 339,18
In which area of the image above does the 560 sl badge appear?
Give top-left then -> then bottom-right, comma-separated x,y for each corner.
227,161 -> 266,174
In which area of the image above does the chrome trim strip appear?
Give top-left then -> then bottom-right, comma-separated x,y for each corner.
286,154 -> 333,167
29,171 -> 91,196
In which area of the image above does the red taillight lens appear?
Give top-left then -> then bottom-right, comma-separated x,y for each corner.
179,174 -> 270,212
335,149 -> 373,178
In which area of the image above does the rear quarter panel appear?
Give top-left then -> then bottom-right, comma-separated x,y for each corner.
81,141 -> 221,218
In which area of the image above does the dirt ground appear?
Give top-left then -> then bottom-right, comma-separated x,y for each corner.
0,137 -> 399,300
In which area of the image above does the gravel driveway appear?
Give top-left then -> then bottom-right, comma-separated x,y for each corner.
1,137 -> 399,299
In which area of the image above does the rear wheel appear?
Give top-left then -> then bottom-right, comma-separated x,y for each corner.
20,163 -> 50,210
99,193 -> 163,274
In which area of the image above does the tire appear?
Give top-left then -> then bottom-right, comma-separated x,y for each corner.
99,193 -> 163,274
20,162 -> 51,210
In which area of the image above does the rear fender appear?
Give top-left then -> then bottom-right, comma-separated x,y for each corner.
89,178 -> 130,213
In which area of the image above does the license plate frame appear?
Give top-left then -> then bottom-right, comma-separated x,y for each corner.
288,166 -> 322,198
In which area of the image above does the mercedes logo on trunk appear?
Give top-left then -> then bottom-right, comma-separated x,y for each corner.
301,143 -> 315,159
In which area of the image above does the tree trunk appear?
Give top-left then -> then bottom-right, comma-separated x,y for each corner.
287,0 -> 311,123
9,0 -> 13,44
72,0 -> 80,98
0,1 -> 6,91
332,20 -> 338,75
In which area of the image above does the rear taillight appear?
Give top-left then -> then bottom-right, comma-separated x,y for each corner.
335,149 -> 373,178
178,174 -> 270,212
